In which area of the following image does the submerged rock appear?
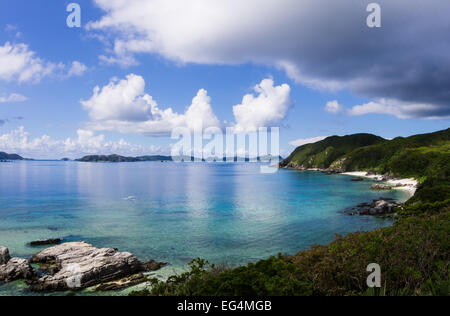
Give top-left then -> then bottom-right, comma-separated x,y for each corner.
29,242 -> 145,291
94,273 -> 148,292
142,259 -> 168,271
0,257 -> 35,282
29,238 -> 62,246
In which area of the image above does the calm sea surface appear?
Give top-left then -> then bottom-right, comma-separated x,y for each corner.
0,161 -> 409,295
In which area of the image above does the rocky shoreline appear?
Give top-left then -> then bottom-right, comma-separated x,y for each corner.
0,242 -> 167,293
343,198 -> 401,217
280,164 -> 418,197
279,165 -> 418,217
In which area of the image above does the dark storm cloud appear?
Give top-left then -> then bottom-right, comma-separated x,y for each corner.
91,0 -> 450,118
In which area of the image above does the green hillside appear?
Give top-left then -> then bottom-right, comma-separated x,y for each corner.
280,134 -> 385,170
281,129 -> 450,203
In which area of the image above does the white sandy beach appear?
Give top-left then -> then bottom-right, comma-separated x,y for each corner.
342,172 -> 419,197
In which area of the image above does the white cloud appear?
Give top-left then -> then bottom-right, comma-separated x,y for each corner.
0,42 -> 88,83
67,61 -> 88,77
232,78 -> 291,133
325,100 -> 343,114
289,136 -> 327,147
87,0 -> 450,119
347,99 -> 448,120
81,74 -> 155,122
0,42 -> 59,83
0,126 -> 167,159
81,74 -> 221,136
0,93 -> 27,103
81,75 -> 291,136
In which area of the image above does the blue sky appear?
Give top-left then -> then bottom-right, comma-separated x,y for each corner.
0,0 -> 448,159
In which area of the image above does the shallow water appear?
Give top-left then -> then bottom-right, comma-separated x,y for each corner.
0,161 -> 408,295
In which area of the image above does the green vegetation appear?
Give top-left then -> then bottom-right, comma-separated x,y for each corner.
281,128 -> 450,203
131,200 -> 450,297
281,134 -> 385,170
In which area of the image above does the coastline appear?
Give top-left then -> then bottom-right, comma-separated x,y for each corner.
280,165 -> 418,200
342,171 -> 418,198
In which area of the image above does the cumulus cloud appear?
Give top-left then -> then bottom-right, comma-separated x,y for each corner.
81,74 -> 221,136
87,0 -> 450,119
81,75 -> 291,136
0,42 -> 59,83
325,100 -> 343,114
232,78 -> 291,132
0,42 -> 87,83
0,126 -> 167,159
0,93 -> 27,103
289,136 -> 328,147
81,74 -> 155,122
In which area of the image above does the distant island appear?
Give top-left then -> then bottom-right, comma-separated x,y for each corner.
0,152 -> 24,162
0,152 -> 282,163
76,154 -> 283,163
76,155 -> 173,163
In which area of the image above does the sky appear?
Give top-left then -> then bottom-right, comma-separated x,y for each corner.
0,0 -> 448,159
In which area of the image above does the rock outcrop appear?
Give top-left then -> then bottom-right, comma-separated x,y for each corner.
344,198 -> 400,216
29,242 -> 145,291
0,246 -> 10,265
361,200 -> 398,215
0,242 -> 168,292
344,198 -> 401,216
370,184 -> 393,191
0,247 -> 35,282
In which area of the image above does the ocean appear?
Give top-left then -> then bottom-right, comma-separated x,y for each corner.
0,161 -> 409,295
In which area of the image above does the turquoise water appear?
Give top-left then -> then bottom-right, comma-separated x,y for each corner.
0,161 -> 408,295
